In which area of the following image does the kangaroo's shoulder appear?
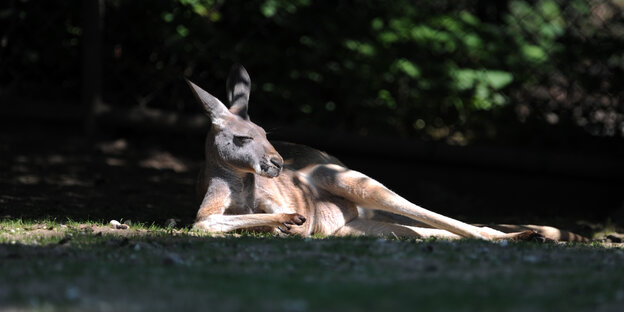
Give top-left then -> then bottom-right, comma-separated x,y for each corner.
271,141 -> 345,170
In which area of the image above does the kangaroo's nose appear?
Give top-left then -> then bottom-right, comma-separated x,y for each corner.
270,156 -> 283,170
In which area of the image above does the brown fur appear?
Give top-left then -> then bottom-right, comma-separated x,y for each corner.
187,66 -> 587,242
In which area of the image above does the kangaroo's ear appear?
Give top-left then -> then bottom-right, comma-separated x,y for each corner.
226,64 -> 251,120
185,78 -> 229,127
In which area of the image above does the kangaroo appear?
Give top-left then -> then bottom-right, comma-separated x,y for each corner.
187,65 -> 586,242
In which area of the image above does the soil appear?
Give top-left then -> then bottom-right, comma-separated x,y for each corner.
0,121 -> 201,226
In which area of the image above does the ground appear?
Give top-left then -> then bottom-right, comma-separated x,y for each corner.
1,221 -> 624,311
1,122 -> 623,311
0,123 -> 200,226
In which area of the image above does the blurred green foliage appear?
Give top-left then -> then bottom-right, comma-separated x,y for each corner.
1,0 -> 623,144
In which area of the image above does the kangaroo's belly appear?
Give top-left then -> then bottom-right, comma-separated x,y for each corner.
256,170 -> 358,236
308,191 -> 358,235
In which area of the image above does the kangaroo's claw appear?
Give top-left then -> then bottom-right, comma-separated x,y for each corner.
510,230 -> 550,243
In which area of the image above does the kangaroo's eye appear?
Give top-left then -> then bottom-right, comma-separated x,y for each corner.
234,135 -> 253,145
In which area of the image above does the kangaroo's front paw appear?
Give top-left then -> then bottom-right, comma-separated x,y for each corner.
277,213 -> 306,234
281,213 -> 306,225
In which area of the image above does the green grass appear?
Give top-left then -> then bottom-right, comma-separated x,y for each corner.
1,220 -> 624,312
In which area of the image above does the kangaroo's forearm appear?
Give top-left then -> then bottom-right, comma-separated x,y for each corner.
193,213 -> 285,233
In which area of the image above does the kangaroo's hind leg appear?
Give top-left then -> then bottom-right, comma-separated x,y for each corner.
335,218 -> 461,239
306,164 -> 540,241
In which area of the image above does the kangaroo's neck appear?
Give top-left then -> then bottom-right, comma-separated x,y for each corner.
204,147 -> 256,213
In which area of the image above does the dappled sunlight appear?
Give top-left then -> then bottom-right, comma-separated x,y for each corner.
104,157 -> 127,167
139,151 -> 189,173
0,128 -> 199,225
15,174 -> 40,185
8,154 -> 96,187
96,138 -> 128,155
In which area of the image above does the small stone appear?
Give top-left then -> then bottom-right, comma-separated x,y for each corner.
110,220 -> 129,230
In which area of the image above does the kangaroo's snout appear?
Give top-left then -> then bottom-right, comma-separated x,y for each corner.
260,157 -> 282,177
260,154 -> 283,178
270,156 -> 283,171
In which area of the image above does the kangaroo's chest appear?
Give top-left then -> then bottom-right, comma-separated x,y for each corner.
222,182 -> 255,216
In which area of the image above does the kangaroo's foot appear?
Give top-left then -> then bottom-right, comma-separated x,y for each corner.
506,230 -> 550,243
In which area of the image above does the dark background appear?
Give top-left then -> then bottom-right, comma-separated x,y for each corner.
1,0 -> 623,233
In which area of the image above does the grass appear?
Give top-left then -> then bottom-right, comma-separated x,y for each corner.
1,219 -> 624,312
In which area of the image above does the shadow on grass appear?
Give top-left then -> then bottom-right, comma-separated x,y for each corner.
2,226 -> 624,311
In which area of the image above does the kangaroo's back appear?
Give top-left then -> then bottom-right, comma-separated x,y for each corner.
271,141 -> 344,170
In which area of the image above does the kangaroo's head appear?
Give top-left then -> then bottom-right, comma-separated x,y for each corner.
186,65 -> 283,178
